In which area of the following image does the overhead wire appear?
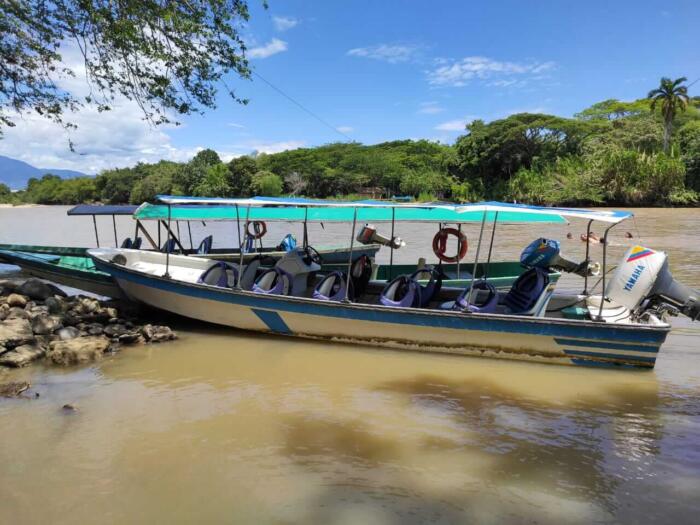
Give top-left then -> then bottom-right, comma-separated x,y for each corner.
251,70 -> 355,142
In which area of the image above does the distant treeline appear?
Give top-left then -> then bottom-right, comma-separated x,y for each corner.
3,96 -> 700,207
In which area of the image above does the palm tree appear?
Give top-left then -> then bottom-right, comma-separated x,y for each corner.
647,77 -> 690,153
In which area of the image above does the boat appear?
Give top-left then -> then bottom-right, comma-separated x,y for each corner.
0,202 -> 381,297
89,196 -> 700,369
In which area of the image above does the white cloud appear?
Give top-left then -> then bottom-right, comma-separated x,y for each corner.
227,122 -> 245,128
434,116 -> 477,132
336,126 -> 354,134
245,140 -> 305,154
272,16 -> 299,31
248,38 -> 288,59
347,44 -> 418,64
427,56 -> 555,87
418,101 -> 445,114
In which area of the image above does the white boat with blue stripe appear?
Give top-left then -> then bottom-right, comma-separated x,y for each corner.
89,196 -> 699,370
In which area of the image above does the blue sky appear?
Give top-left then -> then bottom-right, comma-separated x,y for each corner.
1,0 -> 698,173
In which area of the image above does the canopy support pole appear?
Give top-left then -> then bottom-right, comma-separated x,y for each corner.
92,215 -> 100,248
164,204 -> 172,279
596,224 -> 615,320
303,207 -> 308,249
136,220 -> 157,250
344,207 -> 358,303
112,215 -> 118,247
456,223 -> 462,280
235,204 -> 241,257
237,206 -> 251,289
583,219 -> 593,295
187,222 -> 193,251
484,211 -> 499,280
389,207 -> 396,281
157,221 -> 161,249
160,221 -> 187,253
465,210 -> 488,309
176,222 -> 181,251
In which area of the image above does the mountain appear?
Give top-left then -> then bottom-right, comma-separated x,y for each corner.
0,155 -> 89,190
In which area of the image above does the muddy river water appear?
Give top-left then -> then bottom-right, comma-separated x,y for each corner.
0,206 -> 698,524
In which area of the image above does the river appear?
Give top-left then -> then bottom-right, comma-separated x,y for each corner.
0,206 -> 698,524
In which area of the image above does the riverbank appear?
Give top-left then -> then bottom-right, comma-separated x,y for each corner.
0,276 -> 176,386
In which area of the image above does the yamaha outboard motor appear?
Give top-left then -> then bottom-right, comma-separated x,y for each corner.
521,238 -> 600,277
604,246 -> 700,321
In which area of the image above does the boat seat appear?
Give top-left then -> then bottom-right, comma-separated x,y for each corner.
253,268 -> 291,296
197,235 -> 213,255
380,274 -> 421,307
502,267 -> 553,316
238,258 -> 262,291
410,266 -> 443,307
198,261 -> 239,288
313,271 -> 347,302
161,238 -> 178,253
121,236 -> 143,249
442,281 -> 498,313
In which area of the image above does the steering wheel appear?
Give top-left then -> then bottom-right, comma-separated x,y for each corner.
303,245 -> 323,265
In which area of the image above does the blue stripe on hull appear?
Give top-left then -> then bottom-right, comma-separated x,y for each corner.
94,259 -> 671,354
563,349 -> 657,364
569,358 -> 650,370
252,309 -> 292,334
554,338 -> 660,353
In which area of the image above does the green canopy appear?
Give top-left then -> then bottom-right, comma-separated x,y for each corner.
134,203 -> 567,224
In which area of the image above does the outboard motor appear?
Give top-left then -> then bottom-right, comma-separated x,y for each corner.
356,224 -> 405,249
521,238 -> 600,277
602,246 -> 700,321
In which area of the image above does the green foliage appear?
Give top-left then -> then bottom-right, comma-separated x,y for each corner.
1,1 -> 255,136
0,182 -> 14,203
227,156 -> 257,196
678,121 -> 700,191
193,163 -> 230,196
575,99 -> 650,121
647,77 -> 691,152
23,174 -> 97,204
251,171 -> 283,196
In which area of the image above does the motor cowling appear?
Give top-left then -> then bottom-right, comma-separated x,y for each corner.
520,238 -> 599,277
606,246 -> 700,321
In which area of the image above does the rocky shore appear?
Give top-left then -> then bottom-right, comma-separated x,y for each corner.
0,277 -> 177,395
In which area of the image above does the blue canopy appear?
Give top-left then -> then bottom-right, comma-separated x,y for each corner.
68,204 -> 139,216
153,195 -> 632,224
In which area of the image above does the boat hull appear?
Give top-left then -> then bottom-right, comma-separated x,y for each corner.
0,249 -> 123,298
93,253 -> 670,369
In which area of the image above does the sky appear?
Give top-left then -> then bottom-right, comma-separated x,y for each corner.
1,0 -> 699,174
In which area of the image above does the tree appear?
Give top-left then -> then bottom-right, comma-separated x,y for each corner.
0,1 -> 255,137
227,156 -> 258,196
647,77 -> 690,153
192,149 -> 222,167
251,171 -> 283,196
193,163 -> 230,196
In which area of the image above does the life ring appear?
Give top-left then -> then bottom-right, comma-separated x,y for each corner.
432,228 -> 468,263
246,221 -> 267,239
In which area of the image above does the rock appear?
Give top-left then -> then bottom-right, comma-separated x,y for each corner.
6,293 -> 27,308
17,278 -> 66,301
0,318 -> 34,347
103,324 -> 127,338
6,307 -> 29,320
31,314 -> 63,335
25,305 -> 49,319
62,403 -> 78,412
104,307 -> 118,320
0,303 -> 9,321
141,324 -> 177,343
0,380 -> 31,398
56,326 -> 80,341
86,324 -> 103,336
44,296 -> 64,315
0,344 -> 6,356
0,343 -> 46,368
76,297 -> 99,314
118,332 -> 143,345
47,336 -> 110,366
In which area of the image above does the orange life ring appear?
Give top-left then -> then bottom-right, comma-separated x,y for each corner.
246,221 -> 267,239
432,228 -> 468,263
